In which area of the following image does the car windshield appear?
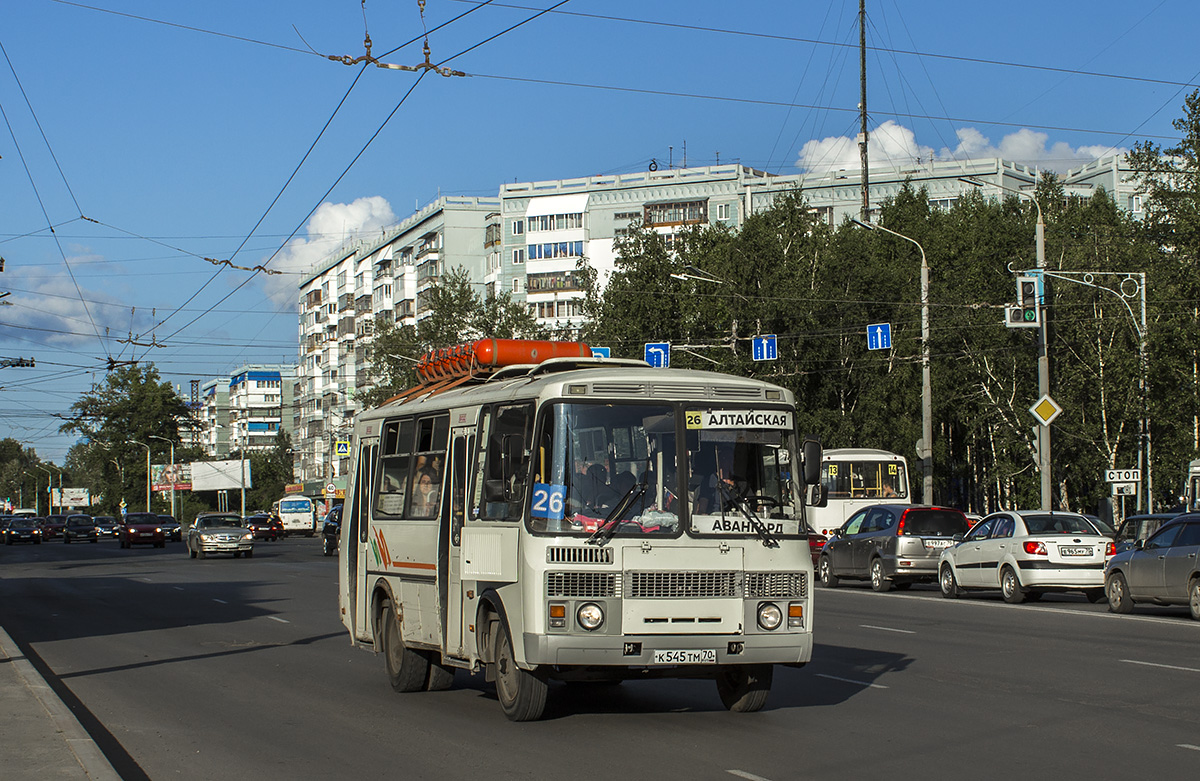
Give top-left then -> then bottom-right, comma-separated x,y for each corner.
1023,514 -> 1097,535
125,514 -> 158,524
202,516 -> 244,528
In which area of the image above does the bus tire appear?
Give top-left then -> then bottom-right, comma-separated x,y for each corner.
494,622 -> 547,721
381,603 -> 428,693
426,656 -> 455,691
716,664 -> 773,712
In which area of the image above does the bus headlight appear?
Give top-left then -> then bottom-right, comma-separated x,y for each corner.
577,603 -> 604,631
757,602 -> 783,631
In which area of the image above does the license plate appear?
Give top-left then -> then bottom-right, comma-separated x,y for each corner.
653,649 -> 717,664
923,539 -> 952,549
1060,546 -> 1092,556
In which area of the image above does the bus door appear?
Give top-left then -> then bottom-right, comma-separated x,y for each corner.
440,430 -> 471,657
345,437 -> 377,641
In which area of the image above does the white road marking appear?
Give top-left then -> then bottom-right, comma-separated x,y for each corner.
173,586 -> 184,591
727,770 -> 772,781
1121,659 -> 1200,674
267,616 -> 289,624
816,673 -> 888,689
138,577 -> 153,582
212,599 -> 227,604
859,624 -> 915,634
1178,744 -> 1200,752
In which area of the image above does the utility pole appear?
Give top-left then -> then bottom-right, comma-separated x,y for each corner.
858,0 -> 870,221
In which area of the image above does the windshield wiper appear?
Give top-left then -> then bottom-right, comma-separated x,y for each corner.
717,481 -> 779,548
586,481 -> 647,546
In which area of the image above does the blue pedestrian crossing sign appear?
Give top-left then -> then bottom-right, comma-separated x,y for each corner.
752,334 -> 778,361
644,342 -> 670,368
335,440 -> 351,457
590,346 -> 611,359
868,323 -> 892,351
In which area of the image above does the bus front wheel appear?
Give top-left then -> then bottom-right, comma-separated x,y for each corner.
494,623 -> 547,721
715,664 -> 773,712
382,603 -> 428,693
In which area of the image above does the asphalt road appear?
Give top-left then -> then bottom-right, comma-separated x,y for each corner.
2,537 -> 1198,780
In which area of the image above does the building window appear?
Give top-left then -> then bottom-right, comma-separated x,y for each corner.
526,241 -> 584,260
644,200 -> 707,226
512,278 -> 523,293
337,271 -> 347,288
512,248 -> 525,265
526,270 -> 583,293
511,219 -> 524,236
717,203 -> 730,220
527,213 -> 584,232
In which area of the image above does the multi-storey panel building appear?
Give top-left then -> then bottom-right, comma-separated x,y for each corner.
227,365 -> 295,453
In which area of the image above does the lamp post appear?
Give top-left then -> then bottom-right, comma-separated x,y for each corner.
148,435 -> 176,519
33,464 -> 53,515
126,440 -> 151,512
46,464 -> 62,511
851,217 -> 934,505
960,176 -> 1051,509
21,471 -> 36,513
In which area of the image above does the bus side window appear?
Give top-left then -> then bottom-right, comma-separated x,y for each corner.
376,418 -> 414,517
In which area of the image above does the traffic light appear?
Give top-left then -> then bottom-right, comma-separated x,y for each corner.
1006,275 -> 1041,328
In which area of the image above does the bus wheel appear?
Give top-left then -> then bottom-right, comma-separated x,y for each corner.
426,656 -> 455,691
716,664 -> 773,712
494,623 -> 547,721
382,603 -> 428,693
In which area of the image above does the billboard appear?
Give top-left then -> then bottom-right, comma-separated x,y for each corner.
151,463 -> 193,492
190,459 -> 253,491
52,488 -> 91,507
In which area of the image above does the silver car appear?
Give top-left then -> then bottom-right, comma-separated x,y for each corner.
818,505 -> 971,591
187,513 -> 254,559
1105,514 -> 1200,618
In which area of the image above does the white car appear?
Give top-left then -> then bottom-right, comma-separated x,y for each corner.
938,511 -> 1114,603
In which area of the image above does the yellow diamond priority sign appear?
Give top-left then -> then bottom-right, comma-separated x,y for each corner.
1029,394 -> 1063,427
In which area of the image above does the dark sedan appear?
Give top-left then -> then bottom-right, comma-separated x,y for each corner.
245,514 -> 283,541
63,514 -> 99,543
41,514 -> 67,540
3,517 -> 43,545
157,515 -> 183,541
120,512 -> 166,548
93,515 -> 120,537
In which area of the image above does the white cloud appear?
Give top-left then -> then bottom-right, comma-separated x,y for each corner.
264,196 -> 397,306
795,122 -> 1125,175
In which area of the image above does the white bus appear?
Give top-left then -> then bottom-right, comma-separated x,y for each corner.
338,339 -> 823,720
807,448 -> 910,537
274,495 -> 317,537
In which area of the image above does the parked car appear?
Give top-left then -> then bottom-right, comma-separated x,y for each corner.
322,505 -> 342,557
157,515 -> 182,541
2,516 -> 43,545
62,514 -> 99,543
41,514 -> 67,539
818,505 -> 971,591
939,510 -> 1115,603
187,513 -> 254,559
1112,513 -> 1178,554
1105,513 -> 1200,619
92,515 -> 120,537
244,514 -> 283,541
120,512 -> 166,548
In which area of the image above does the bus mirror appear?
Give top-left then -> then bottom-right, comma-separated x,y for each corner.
808,484 -> 828,507
802,439 -> 822,485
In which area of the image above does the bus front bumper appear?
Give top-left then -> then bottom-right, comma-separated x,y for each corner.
523,631 -> 812,668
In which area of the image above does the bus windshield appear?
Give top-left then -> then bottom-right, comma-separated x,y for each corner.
527,402 -> 802,539
280,499 -> 312,513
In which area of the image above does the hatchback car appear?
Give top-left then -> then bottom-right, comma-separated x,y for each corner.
818,505 -> 971,591
1105,513 -> 1200,619
187,513 -> 254,559
120,512 -> 166,548
2,516 -> 43,545
939,511 -> 1115,603
92,515 -> 120,537
62,514 -> 99,543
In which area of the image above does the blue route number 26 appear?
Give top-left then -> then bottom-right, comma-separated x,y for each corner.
530,482 -> 567,521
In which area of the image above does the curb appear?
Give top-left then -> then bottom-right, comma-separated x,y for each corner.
0,626 -> 121,780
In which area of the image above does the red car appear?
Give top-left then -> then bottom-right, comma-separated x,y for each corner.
120,512 -> 166,548
41,514 -> 67,539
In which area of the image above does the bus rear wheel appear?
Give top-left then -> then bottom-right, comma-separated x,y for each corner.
715,664 -> 773,712
494,623 -> 547,721
381,603 -> 428,693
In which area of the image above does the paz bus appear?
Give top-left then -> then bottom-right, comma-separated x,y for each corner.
807,448 -> 910,537
338,339 -> 823,720
273,494 -> 318,537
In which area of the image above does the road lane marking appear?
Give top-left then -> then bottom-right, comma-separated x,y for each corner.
268,616 -> 289,624
138,577 -> 153,582
173,586 -> 184,591
859,624 -> 915,634
1121,659 -> 1200,674
212,599 -> 227,604
1178,744 -> 1200,752
815,673 -> 888,689
727,771 -> 771,781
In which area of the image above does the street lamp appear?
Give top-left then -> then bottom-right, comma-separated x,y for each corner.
851,217 -> 934,505
960,176 -> 1051,510
126,440 -> 151,513
148,435 -> 176,519
33,464 -> 53,515
21,471 -> 37,514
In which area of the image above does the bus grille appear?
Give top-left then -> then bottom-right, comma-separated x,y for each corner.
626,571 -> 739,599
744,572 -> 808,599
546,546 -> 614,565
546,572 -> 618,598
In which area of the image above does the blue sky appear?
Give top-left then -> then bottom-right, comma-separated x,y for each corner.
1,0 -> 1195,462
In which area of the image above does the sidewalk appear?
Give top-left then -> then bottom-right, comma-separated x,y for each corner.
0,626 -> 120,780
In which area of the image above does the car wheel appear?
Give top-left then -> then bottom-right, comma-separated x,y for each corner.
870,558 -> 891,593
1000,566 -> 1025,604
234,551 -> 241,558
246,550 -> 254,558
715,664 -> 773,713
1106,572 -> 1133,614
189,543 -> 197,559
493,621 -> 548,721
197,548 -> 206,559
1189,579 -> 1200,621
64,536 -> 70,544
1084,588 -> 1106,604
939,564 -> 961,599
382,602 -> 429,694
819,556 -> 839,588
